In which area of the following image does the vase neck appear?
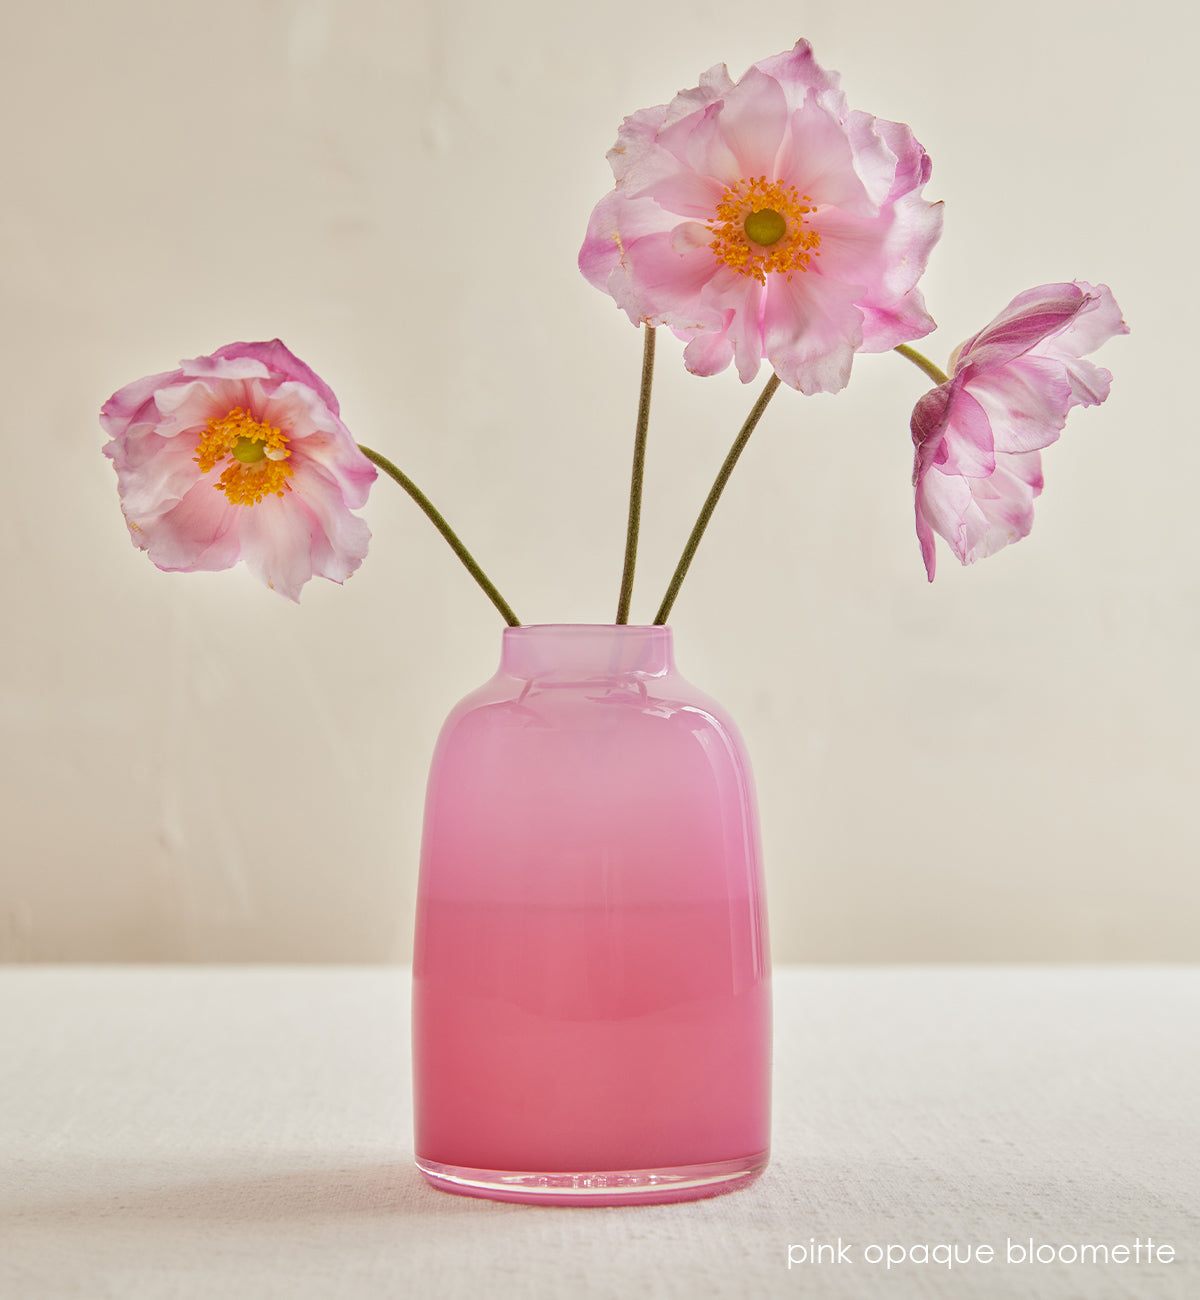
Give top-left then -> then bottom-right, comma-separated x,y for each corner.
500,625 -> 674,681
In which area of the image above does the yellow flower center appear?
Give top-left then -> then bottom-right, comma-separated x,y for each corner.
707,177 -> 821,284
194,407 -> 293,507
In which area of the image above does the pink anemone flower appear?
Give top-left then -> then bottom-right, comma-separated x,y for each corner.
101,340 -> 377,601
911,281 -> 1128,581
579,39 -> 943,395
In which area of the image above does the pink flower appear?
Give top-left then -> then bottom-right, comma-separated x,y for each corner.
579,40 -> 943,394
101,340 -> 376,601
911,282 -> 1128,580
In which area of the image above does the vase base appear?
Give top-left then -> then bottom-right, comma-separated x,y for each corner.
415,1151 -> 768,1206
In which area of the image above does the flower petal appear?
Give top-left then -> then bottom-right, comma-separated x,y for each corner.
236,492 -> 317,602
137,478 -> 244,574
776,96 -> 876,215
715,65 -> 790,178
964,355 -> 1073,453
761,272 -> 864,394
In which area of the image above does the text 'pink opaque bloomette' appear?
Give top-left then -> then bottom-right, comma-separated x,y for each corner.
911,282 -> 1128,581
580,40 -> 943,395
101,341 -> 376,601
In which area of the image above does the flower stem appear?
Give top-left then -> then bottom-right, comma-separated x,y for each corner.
615,326 -> 656,624
893,343 -> 949,386
653,372 -> 783,626
358,444 -> 521,627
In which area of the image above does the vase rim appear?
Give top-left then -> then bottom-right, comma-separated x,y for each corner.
499,624 -> 674,678
503,623 -> 671,632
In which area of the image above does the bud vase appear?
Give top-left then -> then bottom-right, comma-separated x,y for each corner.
412,624 -> 771,1205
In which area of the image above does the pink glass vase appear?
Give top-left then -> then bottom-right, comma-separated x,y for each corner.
412,624 -> 770,1205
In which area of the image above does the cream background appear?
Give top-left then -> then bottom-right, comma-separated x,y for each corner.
0,0 -> 1192,962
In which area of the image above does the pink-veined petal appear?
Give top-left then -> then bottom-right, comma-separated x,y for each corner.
965,355 -> 1073,453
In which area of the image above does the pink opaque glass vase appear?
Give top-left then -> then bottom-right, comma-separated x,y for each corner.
412,624 -> 770,1205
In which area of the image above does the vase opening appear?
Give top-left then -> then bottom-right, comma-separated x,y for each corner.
499,623 -> 674,682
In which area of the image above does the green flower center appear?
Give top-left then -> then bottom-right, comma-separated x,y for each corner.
231,436 -> 267,464
743,208 -> 787,247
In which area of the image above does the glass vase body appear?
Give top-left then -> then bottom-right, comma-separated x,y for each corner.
412,625 -> 770,1205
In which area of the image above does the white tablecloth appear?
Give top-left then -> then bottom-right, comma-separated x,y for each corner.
2,966 -> 1197,1299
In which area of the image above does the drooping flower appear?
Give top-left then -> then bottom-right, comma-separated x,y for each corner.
101,340 -> 377,600
579,40 -> 943,395
911,281 -> 1128,581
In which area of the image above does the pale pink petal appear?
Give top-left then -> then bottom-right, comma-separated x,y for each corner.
753,40 -> 841,106
213,339 -> 344,414
654,102 -> 742,195
153,377 -> 247,439
290,464 -> 373,583
618,228 -> 725,325
682,325 -> 735,377
959,451 -> 1044,563
643,167 -> 727,221
776,97 -> 875,215
179,352 -> 273,384
715,66 -> 790,178
581,194 -> 721,326
236,492 -> 317,602
711,272 -> 766,383
842,109 -> 910,210
1035,283 -> 1127,408
675,270 -> 761,380
874,117 -> 933,203
100,368 -> 182,435
916,466 -> 973,579
955,283 -> 1089,373
965,355 -> 1073,453
107,429 -> 204,522
605,105 -> 671,188
137,478 -> 244,573
258,381 -> 375,509
856,290 -> 938,354
1040,282 -> 1127,360
914,489 -> 940,581
811,192 -> 941,352
578,190 -> 628,294
914,382 -> 996,479
693,62 -> 738,103
760,273 -> 864,394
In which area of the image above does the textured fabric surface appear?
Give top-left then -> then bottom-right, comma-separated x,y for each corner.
2,966 -> 1196,1299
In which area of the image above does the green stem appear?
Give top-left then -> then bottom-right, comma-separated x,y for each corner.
615,326 -> 656,624
893,343 -> 950,387
653,372 -> 783,626
358,444 -> 521,627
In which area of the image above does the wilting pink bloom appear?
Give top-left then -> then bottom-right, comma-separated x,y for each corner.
911,281 -> 1127,580
101,340 -> 376,601
580,40 -> 943,394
